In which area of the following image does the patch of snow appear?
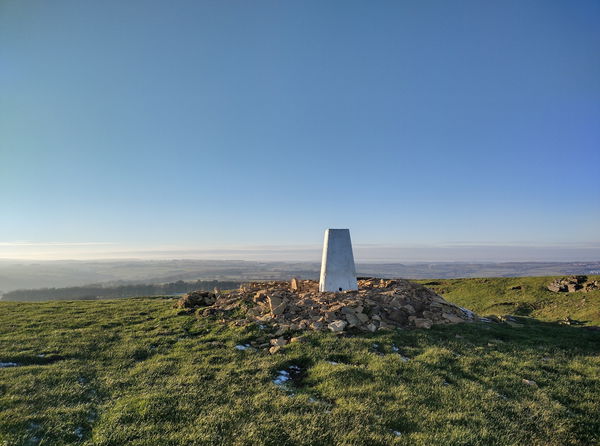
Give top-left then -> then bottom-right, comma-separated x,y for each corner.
234,344 -> 252,351
0,362 -> 18,368
36,354 -> 45,358
392,430 -> 402,436
273,370 -> 290,386
391,345 -> 400,352
479,317 -> 492,323
326,361 -> 339,365
74,426 -> 84,439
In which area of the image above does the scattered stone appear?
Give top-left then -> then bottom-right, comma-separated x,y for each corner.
522,379 -> 538,387
443,313 -> 465,324
269,346 -> 282,354
414,318 -> 432,329
547,276 -> 598,293
290,336 -> 307,343
270,337 -> 288,347
268,296 -> 287,315
328,320 -> 347,332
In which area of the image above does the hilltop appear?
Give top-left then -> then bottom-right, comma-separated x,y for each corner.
0,277 -> 599,445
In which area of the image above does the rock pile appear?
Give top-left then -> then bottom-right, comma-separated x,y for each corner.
180,278 -> 480,333
175,290 -> 217,309
547,276 -> 599,293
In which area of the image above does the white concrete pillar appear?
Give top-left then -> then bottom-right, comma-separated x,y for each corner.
319,229 -> 358,292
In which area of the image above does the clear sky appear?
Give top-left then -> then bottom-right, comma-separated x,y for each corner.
1,0 -> 599,261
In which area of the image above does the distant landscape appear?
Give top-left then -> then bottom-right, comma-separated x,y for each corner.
1,259 -> 599,300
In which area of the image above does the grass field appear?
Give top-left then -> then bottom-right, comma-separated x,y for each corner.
414,275 -> 600,325
1,277 -> 599,445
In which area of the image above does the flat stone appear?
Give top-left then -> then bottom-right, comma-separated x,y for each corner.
328,320 -> 347,332
414,318 -> 432,329
270,337 -> 287,347
442,313 -> 465,323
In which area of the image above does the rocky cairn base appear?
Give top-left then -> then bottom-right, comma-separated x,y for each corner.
176,278 -> 479,334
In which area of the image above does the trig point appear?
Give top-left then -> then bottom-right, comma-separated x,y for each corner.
319,228 -> 358,292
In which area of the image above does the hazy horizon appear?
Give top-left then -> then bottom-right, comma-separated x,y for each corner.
1,241 -> 599,263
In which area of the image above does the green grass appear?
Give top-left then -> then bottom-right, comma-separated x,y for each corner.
1,278 -> 599,446
415,275 -> 600,325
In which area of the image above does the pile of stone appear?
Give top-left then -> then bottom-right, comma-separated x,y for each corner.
547,276 -> 599,293
179,278 -> 480,333
175,290 -> 217,309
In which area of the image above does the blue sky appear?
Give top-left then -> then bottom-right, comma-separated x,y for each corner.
1,0 -> 599,261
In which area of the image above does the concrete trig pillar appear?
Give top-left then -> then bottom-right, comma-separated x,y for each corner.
319,229 -> 358,292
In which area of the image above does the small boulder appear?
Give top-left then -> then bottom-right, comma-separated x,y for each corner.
414,318 -> 432,329
270,337 -> 288,347
268,296 -> 287,315
442,313 -> 465,324
328,320 -> 347,332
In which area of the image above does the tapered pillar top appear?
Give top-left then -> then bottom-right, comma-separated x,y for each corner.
319,229 -> 358,292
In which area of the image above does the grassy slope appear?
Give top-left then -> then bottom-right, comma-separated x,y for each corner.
415,275 -> 600,325
0,279 -> 598,446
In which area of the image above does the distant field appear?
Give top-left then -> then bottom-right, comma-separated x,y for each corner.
0,277 -> 599,445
